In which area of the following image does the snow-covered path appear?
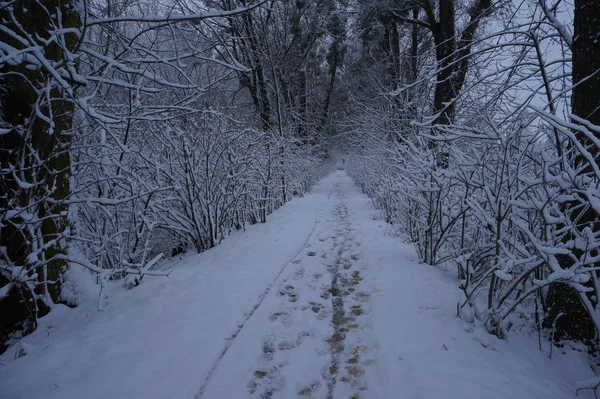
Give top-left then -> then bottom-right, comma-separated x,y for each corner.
0,171 -> 595,399
199,178 -> 373,399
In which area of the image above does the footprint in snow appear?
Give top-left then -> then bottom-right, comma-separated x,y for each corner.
303,301 -> 324,314
297,381 -> 322,398
279,284 -> 298,302
294,268 -> 305,280
351,305 -> 364,316
269,312 -> 284,322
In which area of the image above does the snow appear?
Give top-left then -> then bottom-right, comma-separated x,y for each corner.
342,174 -> 596,399
0,282 -> 12,300
0,171 -> 596,399
494,270 -> 513,281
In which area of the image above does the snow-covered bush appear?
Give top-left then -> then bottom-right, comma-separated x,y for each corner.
344,0 -> 600,347
0,0 -> 333,349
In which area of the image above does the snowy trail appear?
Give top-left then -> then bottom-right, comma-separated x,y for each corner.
199,181 -> 374,399
194,211 -> 321,397
0,171 -> 596,399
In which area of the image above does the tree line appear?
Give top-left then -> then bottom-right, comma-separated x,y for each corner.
0,0 -> 344,352
3,0 -> 600,379
344,0 -> 600,361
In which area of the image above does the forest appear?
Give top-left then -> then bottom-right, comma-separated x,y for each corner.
1,0 -> 600,397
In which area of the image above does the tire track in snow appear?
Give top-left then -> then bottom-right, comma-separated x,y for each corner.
194,191 -> 333,399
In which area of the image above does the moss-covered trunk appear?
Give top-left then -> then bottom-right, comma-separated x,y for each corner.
544,0 -> 600,344
0,0 -> 80,353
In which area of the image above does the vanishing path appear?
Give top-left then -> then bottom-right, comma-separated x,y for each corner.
1,171 -> 593,399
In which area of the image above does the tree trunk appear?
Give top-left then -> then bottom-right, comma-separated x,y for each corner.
421,0 -> 492,167
432,0 -> 457,127
572,0 -> 600,135
0,0 -> 80,353
545,0 -> 600,343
